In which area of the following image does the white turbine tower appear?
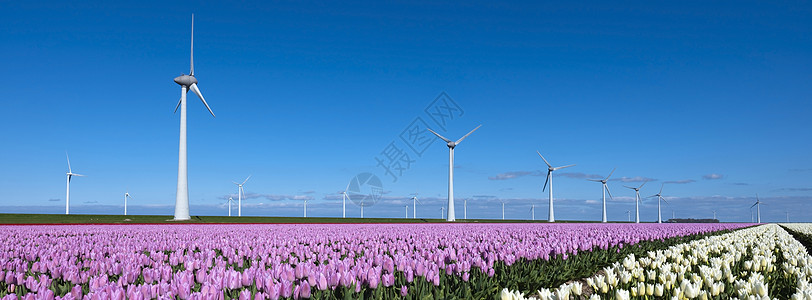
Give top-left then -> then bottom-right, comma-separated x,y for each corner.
226,196 -> 234,216
500,199 -> 507,220
588,168 -> 615,223
712,210 -> 717,220
440,206 -> 445,219
405,205 -> 408,218
427,125 -> 482,222
303,198 -> 308,218
623,181 -> 647,223
172,14 -> 215,221
626,210 -> 631,222
530,204 -> 535,221
124,191 -> 133,215
411,194 -> 421,219
648,184 -> 668,223
463,198 -> 469,220
232,175 -> 251,217
537,151 -> 575,222
64,153 -> 85,215
341,185 -> 350,218
751,194 -> 763,223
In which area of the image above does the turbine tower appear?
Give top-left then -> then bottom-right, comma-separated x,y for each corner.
588,168 -> 615,223
427,125 -> 482,222
232,175 -> 251,217
411,193 -> 421,219
65,153 -> 85,215
341,184 -> 350,218
463,198 -> 468,219
712,210 -> 717,220
751,194 -> 763,223
173,14 -> 216,221
537,151 -> 575,222
440,206 -> 444,219
405,205 -> 408,218
625,210 -> 631,222
500,199 -> 506,220
124,191 -> 133,215
303,198 -> 308,218
648,184 -> 668,223
623,181 -> 647,223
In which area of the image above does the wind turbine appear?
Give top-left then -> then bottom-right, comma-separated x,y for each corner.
341,185 -> 350,218
530,204 -> 535,221
303,198 -> 308,218
625,210 -> 631,222
226,196 -> 234,216
411,194 -> 421,219
623,181 -> 647,223
232,175 -> 251,217
537,151 -> 575,222
65,153 -> 85,215
588,168 -> 615,223
712,210 -> 717,220
440,207 -> 445,219
463,198 -> 469,219
648,183 -> 668,223
751,194 -> 763,223
405,205 -> 408,218
500,199 -> 507,220
172,14 -> 216,221
124,191 -> 133,215
427,125 -> 482,222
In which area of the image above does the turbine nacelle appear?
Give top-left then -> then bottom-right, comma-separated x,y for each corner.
174,74 -> 198,87
446,141 -> 456,148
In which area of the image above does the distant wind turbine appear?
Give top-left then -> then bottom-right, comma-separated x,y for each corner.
537,151 -> 575,222
427,125 -> 482,222
341,185 -> 350,218
500,199 -> 507,220
751,194 -> 763,223
712,210 -> 717,220
648,183 -> 668,223
232,175 -> 251,216
173,14 -> 216,221
623,181 -> 647,223
626,210 -> 631,222
411,194 -> 421,219
440,206 -> 445,219
463,198 -> 468,219
530,204 -> 535,221
65,153 -> 85,215
405,205 -> 408,218
588,168 -> 615,223
226,196 -> 234,216
124,191 -> 133,216
303,198 -> 308,218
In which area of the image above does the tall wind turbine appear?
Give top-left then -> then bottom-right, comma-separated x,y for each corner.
530,204 -> 535,221
65,153 -> 85,215
648,184 -> 668,223
588,168 -> 615,223
751,194 -> 763,223
427,125 -> 482,222
172,14 -> 216,221
440,207 -> 445,219
226,196 -> 234,216
405,205 -> 408,218
303,198 -> 308,218
411,193 -> 421,219
463,198 -> 469,220
232,175 -> 251,217
623,181 -> 647,223
124,191 -> 133,216
341,185 -> 350,218
537,151 -> 575,222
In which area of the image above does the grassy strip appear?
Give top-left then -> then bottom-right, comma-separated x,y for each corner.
779,224 -> 812,256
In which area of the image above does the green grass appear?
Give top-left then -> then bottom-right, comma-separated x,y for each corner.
0,213 -> 604,224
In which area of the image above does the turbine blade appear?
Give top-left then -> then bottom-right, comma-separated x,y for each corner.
536,151 -> 551,168
174,97 -> 182,113
750,202 -> 758,208
605,168 -> 616,180
659,183 -> 664,194
65,152 -> 72,173
426,128 -> 451,143
455,124 -> 482,145
639,180 -> 647,189
623,185 -> 635,189
587,179 -> 602,182
542,171 -> 550,192
190,14 -> 194,76
242,175 -> 252,185
661,196 -> 668,204
72,173 -> 85,177
553,164 -> 575,171
605,185 -> 614,200
189,83 -> 215,117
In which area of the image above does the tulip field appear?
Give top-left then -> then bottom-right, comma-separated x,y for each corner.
502,223 -> 812,300
0,223 -> 767,300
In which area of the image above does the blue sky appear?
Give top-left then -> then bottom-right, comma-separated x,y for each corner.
1,1 -> 810,222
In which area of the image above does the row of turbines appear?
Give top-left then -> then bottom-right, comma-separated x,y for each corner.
61,15 -> 772,223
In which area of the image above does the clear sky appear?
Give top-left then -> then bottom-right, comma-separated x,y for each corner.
1,1 -> 810,222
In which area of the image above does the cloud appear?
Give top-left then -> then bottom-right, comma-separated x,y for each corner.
556,172 -> 603,180
664,179 -> 696,184
610,176 -> 657,183
498,187 -> 514,192
702,173 -> 724,180
585,200 -> 599,204
83,201 -> 98,204
730,182 -> 750,186
776,187 -> 812,192
488,171 -> 533,180
48,198 -> 61,202
221,193 -> 315,201
301,190 -> 316,194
